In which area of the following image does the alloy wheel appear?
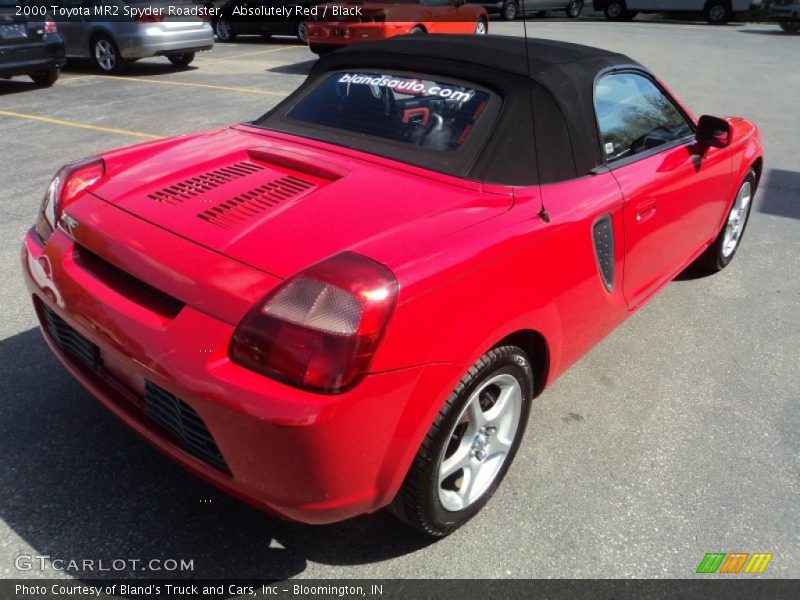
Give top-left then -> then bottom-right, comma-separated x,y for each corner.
721,180 -> 752,258
437,373 -> 522,512
475,20 -> 487,35
95,39 -> 116,72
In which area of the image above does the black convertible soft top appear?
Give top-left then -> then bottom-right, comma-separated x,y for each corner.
256,35 -> 645,185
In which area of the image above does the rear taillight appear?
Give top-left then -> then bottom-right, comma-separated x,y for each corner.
230,253 -> 398,394
135,14 -> 164,23
44,20 -> 57,34
38,157 -> 105,240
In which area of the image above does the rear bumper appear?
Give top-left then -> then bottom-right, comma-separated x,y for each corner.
0,34 -> 65,78
306,22 -> 409,47
115,23 -> 214,60
22,225 -> 462,524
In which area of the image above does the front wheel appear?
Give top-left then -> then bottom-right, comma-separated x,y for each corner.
566,0 -> 583,19
167,52 -> 195,67
704,0 -> 732,24
29,66 -> 59,86
474,18 -> 488,35
779,21 -> 800,33
500,0 -> 518,20
604,1 -> 626,20
214,19 -> 236,42
391,346 -> 533,537
694,170 -> 756,273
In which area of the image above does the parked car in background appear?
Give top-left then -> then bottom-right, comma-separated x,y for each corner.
56,0 -> 214,74
770,0 -> 800,32
306,0 -> 488,55
593,0 -> 762,24
470,0 -> 583,21
211,0 -> 319,43
0,2 -> 65,86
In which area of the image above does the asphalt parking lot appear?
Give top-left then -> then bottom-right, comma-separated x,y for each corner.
1,19 -> 798,580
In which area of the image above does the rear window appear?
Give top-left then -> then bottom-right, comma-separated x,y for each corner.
285,72 -> 491,152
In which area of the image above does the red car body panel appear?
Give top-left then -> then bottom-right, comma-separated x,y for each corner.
22,57 -> 764,523
306,2 -> 487,48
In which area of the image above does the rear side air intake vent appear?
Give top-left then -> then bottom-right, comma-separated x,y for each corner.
593,214 -> 615,292
147,162 -> 264,205
196,175 -> 315,229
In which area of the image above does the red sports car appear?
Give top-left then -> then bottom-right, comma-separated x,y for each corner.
305,0 -> 488,55
22,36 -> 763,536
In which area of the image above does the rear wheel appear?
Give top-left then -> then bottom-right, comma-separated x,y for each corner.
694,171 -> 756,273
214,19 -> 236,42
93,35 -> 126,74
501,0 -> 518,20
29,67 -> 59,86
604,1 -> 626,20
392,346 -> 533,537
779,21 -> 800,33
566,0 -> 583,18
474,18 -> 488,35
309,44 -> 335,56
168,52 -> 195,67
410,25 -> 426,35
704,0 -> 732,24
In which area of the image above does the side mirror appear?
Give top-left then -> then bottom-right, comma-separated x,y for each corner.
696,115 -> 732,148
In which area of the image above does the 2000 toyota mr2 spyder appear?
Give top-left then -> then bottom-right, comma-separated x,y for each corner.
22,36 -> 763,536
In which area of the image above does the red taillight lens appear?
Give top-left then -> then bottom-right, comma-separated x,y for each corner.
38,157 -> 105,239
135,14 -> 165,23
44,20 -> 57,34
230,253 -> 398,394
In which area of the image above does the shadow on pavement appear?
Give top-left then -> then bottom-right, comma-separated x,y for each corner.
0,327 -> 433,584
267,60 -> 317,75
757,168 -> 800,220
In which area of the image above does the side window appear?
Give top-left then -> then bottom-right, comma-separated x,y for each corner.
594,73 -> 693,163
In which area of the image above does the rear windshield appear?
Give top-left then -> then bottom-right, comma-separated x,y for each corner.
284,72 -> 491,152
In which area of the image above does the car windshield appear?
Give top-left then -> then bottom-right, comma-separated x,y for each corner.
283,72 -> 491,152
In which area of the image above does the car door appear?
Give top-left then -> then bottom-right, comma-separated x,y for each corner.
594,71 -> 732,308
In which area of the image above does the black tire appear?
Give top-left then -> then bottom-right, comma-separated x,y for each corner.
779,21 -> 800,33
214,19 -> 236,42
296,20 -> 309,44
604,1 -> 627,20
29,67 -> 59,86
475,18 -> 488,35
566,0 -> 583,19
500,0 -> 518,20
391,346 -> 533,537
410,25 -> 426,35
622,10 -> 638,20
694,170 -> 756,273
704,0 -> 732,24
167,52 -> 195,67
92,34 -> 126,74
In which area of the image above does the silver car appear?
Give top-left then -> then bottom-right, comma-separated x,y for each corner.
770,0 -> 800,32
57,0 -> 214,73
471,0 -> 584,21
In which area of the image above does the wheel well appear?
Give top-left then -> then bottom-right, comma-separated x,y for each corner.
705,0 -> 732,9
494,330 -> 549,397
751,157 -> 764,190
412,24 -> 427,33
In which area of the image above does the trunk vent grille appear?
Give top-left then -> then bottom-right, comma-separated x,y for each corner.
147,162 -> 264,205
196,175 -> 316,229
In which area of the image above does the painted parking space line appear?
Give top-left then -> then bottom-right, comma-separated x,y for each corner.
112,76 -> 289,96
202,45 -> 298,61
59,75 -> 96,82
0,109 -> 161,139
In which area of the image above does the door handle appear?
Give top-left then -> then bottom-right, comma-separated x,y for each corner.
635,198 -> 657,223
